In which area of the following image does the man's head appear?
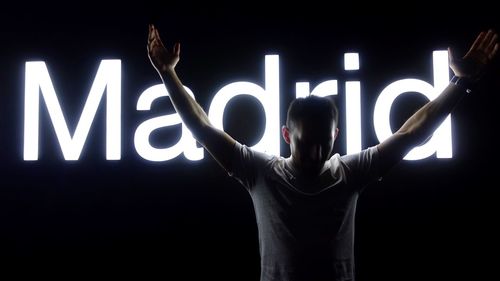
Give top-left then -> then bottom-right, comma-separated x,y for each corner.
282,96 -> 339,175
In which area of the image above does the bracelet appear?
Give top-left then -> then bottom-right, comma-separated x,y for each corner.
450,75 -> 474,94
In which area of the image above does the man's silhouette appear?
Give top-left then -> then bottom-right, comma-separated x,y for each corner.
146,25 -> 498,281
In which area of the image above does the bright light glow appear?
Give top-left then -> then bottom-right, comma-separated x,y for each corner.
134,84 -> 203,162
432,51 -> 453,158
373,50 -> 451,160
295,80 -> 338,99
345,81 -> 361,154
344,53 -> 359,71
208,55 -> 280,155
24,60 -> 121,161
295,82 -> 310,99
23,51 -> 454,162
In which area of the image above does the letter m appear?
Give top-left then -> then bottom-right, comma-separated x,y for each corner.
24,60 -> 121,161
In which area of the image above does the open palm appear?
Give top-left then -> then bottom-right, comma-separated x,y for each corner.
449,30 -> 498,80
147,24 -> 180,74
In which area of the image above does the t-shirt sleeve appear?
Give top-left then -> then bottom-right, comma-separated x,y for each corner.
227,141 -> 274,191
340,146 -> 381,190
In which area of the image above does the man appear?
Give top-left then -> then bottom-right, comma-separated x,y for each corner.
146,25 -> 498,281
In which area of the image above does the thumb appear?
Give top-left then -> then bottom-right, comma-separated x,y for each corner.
174,42 -> 181,56
448,47 -> 455,63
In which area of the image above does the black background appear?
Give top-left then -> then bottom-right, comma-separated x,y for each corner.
1,2 -> 499,280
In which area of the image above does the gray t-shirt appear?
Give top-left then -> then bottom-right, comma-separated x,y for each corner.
229,142 -> 380,281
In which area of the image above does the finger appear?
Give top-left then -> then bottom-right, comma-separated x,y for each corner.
150,25 -> 159,43
149,36 -> 160,51
174,42 -> 181,56
469,31 -> 486,52
448,47 -> 455,60
147,35 -> 155,51
479,30 -> 494,50
151,24 -> 156,35
485,33 -> 498,54
448,47 -> 456,65
149,31 -> 158,45
151,38 -> 161,50
154,28 -> 165,48
148,24 -> 155,42
489,43 -> 499,60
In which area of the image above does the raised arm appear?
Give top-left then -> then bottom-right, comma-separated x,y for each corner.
147,24 -> 236,171
377,30 -> 498,174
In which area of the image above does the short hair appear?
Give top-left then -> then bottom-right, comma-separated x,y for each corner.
286,95 -> 339,130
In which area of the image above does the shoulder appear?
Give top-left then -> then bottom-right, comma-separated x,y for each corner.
233,142 -> 279,167
339,146 -> 379,167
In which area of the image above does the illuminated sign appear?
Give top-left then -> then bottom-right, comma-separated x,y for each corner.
24,51 -> 451,162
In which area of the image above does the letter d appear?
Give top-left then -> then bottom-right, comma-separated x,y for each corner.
374,51 -> 452,160
208,55 -> 280,155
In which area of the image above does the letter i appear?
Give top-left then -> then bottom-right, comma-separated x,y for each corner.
344,53 -> 361,154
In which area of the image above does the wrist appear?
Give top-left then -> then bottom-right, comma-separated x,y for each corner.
159,66 -> 176,76
450,75 -> 475,94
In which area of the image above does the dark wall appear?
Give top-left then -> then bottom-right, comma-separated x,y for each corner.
1,3 -> 499,280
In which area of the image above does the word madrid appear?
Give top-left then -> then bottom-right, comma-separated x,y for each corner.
24,52 -> 452,162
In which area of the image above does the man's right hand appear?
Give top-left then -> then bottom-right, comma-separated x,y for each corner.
145,24 -> 237,174
147,24 -> 180,74
449,29 -> 498,80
